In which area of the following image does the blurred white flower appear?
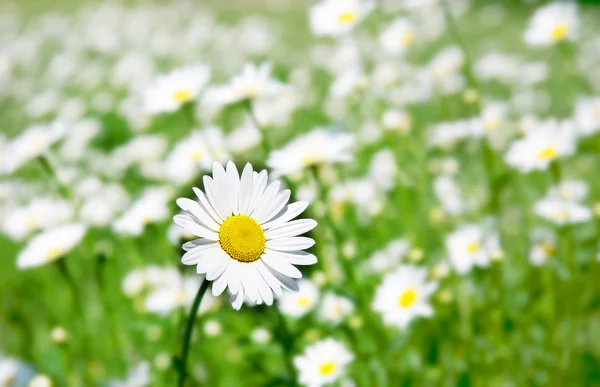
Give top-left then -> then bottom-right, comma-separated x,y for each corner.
524,2 -> 578,46
278,279 -> 319,318
110,362 -> 150,387
267,129 -> 354,177
17,223 -> 87,269
294,338 -> 354,387
143,65 -> 210,115
446,224 -> 500,274
433,175 -> 464,215
574,97 -> 600,137
529,228 -> 556,266
251,327 -> 271,344
113,187 -> 172,236
372,265 -> 438,329
534,198 -> 592,226
318,292 -> 354,325
309,0 -> 374,37
1,197 -> 74,241
379,18 -> 415,56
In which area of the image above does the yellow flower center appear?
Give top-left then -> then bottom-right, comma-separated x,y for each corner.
338,11 -> 357,23
466,242 -> 479,254
297,296 -> 310,307
172,89 -> 192,103
174,289 -> 188,304
318,361 -> 337,376
484,118 -> 501,132
46,246 -> 65,262
540,242 -> 555,255
191,149 -> 203,162
594,108 -> 600,121
398,288 -> 417,309
219,215 -> 266,262
401,32 -> 415,47
551,23 -> 569,42
537,146 -> 559,160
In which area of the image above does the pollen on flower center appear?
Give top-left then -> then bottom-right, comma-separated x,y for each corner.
541,242 -> 555,255
466,242 -> 479,253
318,361 -> 337,376
398,288 -> 417,309
338,11 -> 357,23
297,296 -> 310,307
301,153 -> 325,167
191,149 -> 203,162
219,215 -> 266,263
551,23 -> 569,41
401,32 -> 415,46
172,89 -> 192,103
537,146 -> 559,160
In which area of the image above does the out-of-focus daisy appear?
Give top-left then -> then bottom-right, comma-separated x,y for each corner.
17,223 -> 86,269
267,129 -> 354,177
1,197 -> 74,241
113,187 -> 172,236
362,238 -> 410,274
529,228 -> 556,266
574,97 -> 600,137
505,121 -> 577,173
548,179 -> 588,203
0,358 -> 19,386
174,162 -> 318,310
278,279 -> 319,318
109,362 -> 150,387
309,0 -> 374,37
446,224 -> 500,274
2,122 -> 67,174
202,63 -> 283,110
524,3 -> 578,46
379,18 -> 415,56
143,65 -> 210,115
251,327 -> 272,344
433,176 -> 464,216
533,197 -> 592,226
28,374 -> 53,387
318,292 -> 354,325
294,338 -> 354,387
144,276 -> 203,315
381,110 -> 412,134
372,265 -> 438,329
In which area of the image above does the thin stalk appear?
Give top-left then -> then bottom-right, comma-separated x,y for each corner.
176,279 -> 210,387
37,155 -> 74,201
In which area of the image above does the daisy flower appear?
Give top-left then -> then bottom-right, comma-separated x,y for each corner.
318,292 -> 354,325
294,338 -> 354,387
372,265 -> 438,329
17,223 -> 87,269
113,187 -> 172,236
279,279 -> 320,318
524,3 -> 578,46
142,65 -> 210,115
379,18 -> 416,56
533,197 -> 592,226
574,97 -> 600,137
529,228 -> 556,266
309,0 -> 374,37
446,224 -> 501,274
173,162 -> 318,310
202,63 -> 283,110
505,121 -> 577,173
267,129 -> 354,177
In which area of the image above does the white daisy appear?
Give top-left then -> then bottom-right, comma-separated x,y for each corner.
533,197 -> 592,226
267,129 -> 355,177
17,223 -> 87,269
174,161 -> 318,310
379,18 -> 416,56
143,65 -> 210,115
574,97 -> 600,137
309,0 -> 374,37
505,121 -> 577,173
294,338 -> 354,387
112,187 -> 172,236
1,197 -> 74,241
446,224 -> 500,274
529,228 -> 556,266
524,3 -> 578,46
276,279 -> 319,318
372,265 -> 438,329
548,179 -> 588,203
318,292 -> 354,325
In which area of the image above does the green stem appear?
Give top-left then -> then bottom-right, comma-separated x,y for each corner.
176,279 -> 210,387
36,155 -> 74,201
272,310 -> 298,385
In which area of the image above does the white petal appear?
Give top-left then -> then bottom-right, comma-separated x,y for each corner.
212,274 -> 228,296
203,176 -> 230,221
262,253 -> 303,279
254,260 -> 283,297
266,237 -> 315,251
176,198 -> 220,231
250,180 -> 280,218
247,170 -> 268,215
261,201 -> 309,229
182,238 -> 217,252
211,163 -> 234,217
173,214 -> 219,241
206,251 -> 229,281
240,264 -> 259,303
264,264 -> 299,292
193,187 -> 223,224
231,288 -> 244,310
265,249 -> 317,265
254,190 -> 290,224
195,247 -> 226,274
238,163 -> 254,215
226,161 -> 241,215
252,263 -> 274,306
227,261 -> 242,295
181,243 -> 220,265
264,219 -> 317,239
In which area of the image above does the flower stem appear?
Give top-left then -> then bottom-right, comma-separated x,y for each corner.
36,155 -> 74,201
176,279 -> 210,387
272,310 -> 298,385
